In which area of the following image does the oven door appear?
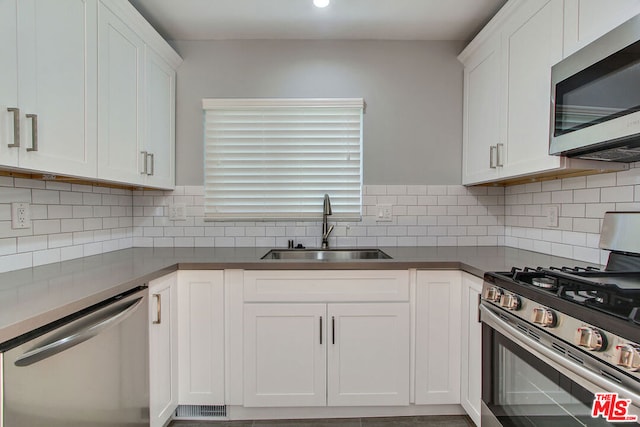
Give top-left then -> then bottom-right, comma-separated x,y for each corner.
481,303 -> 640,427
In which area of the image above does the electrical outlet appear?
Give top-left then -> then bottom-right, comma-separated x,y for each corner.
376,204 -> 393,222
546,205 -> 559,227
11,202 -> 31,229
169,203 -> 187,221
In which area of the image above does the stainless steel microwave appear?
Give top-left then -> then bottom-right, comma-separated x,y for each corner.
550,14 -> 640,162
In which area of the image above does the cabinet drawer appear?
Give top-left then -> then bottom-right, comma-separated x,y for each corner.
243,270 -> 409,302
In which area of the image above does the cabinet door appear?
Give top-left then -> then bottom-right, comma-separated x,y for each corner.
499,0 -> 564,179
327,303 -> 410,406
460,273 -> 483,427
177,270 -> 225,405
462,33 -> 501,185
149,272 -> 178,427
144,48 -> 175,189
0,0 -> 19,168
16,0 -> 97,176
564,0 -> 640,57
244,303 -> 326,407
97,1 -> 144,185
415,271 -> 462,404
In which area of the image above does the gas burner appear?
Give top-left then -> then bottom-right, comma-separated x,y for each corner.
531,276 -> 558,290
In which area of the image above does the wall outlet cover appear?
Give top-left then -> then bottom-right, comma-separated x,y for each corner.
546,205 -> 559,228
11,202 -> 31,229
169,203 -> 187,221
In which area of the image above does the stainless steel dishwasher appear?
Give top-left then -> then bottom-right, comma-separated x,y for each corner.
0,286 -> 149,427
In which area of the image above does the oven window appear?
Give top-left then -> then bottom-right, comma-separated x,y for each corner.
554,39 -> 640,137
486,329 -> 626,427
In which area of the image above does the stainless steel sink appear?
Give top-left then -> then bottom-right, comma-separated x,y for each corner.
261,248 -> 392,261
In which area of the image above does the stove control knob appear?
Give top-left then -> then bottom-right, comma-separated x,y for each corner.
576,327 -> 607,352
499,293 -> 521,311
616,344 -> 640,371
483,286 -> 503,303
531,307 -> 557,328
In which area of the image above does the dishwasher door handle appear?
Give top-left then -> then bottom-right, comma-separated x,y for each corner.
14,296 -> 144,367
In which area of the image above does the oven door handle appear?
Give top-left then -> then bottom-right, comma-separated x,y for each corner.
480,303 -> 640,407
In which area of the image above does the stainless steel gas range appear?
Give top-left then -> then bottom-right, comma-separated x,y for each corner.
480,212 -> 640,427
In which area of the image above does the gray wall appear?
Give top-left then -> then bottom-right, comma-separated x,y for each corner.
172,39 -> 465,186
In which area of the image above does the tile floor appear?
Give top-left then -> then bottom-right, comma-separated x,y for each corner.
169,415 -> 474,427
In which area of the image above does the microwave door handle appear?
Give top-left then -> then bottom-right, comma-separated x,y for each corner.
13,297 -> 144,367
480,304 -> 640,407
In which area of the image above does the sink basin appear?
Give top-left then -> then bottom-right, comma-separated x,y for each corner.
261,248 -> 392,261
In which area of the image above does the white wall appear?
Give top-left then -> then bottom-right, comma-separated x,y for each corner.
171,39 -> 466,185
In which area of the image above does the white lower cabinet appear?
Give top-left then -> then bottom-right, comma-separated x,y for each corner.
460,273 -> 483,427
327,303 -> 410,406
243,303 -> 327,407
149,272 -> 178,427
243,302 -> 410,407
177,270 -> 225,405
414,271 -> 462,405
241,269 -> 411,408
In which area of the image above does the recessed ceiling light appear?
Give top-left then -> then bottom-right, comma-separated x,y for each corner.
313,0 -> 330,8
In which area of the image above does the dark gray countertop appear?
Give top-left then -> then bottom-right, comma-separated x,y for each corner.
0,246 -> 598,345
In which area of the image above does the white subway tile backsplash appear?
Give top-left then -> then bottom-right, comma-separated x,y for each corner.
573,188 -> 600,203
33,220 -> 61,235
601,186 -> 634,203
1,169 -> 636,272
587,173 -> 616,188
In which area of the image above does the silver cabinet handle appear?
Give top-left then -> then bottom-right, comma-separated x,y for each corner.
15,297 -> 144,367
497,143 -> 504,167
489,146 -> 497,168
332,316 -> 336,345
140,151 -> 148,174
7,107 -> 20,147
25,114 -> 37,152
319,316 -> 323,345
153,293 -> 161,324
147,152 -> 154,176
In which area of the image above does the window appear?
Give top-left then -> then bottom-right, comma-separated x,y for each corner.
202,98 -> 363,221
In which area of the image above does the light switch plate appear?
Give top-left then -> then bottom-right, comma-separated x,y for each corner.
376,204 -> 392,222
11,202 -> 31,229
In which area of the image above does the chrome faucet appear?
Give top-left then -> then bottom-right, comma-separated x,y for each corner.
321,194 -> 334,249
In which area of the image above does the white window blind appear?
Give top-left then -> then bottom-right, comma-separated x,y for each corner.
203,98 -> 363,221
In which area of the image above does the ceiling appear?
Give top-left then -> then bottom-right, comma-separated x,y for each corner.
128,0 -> 507,41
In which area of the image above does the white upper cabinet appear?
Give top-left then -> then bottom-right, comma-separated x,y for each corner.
1,0 -> 97,177
1,0 -> 179,188
462,33 -> 501,184
459,0 -> 626,185
0,0 -> 19,168
563,0 -> 640,57
96,0 -> 180,189
97,1 -> 145,185
144,48 -> 176,189
498,0 -> 564,178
